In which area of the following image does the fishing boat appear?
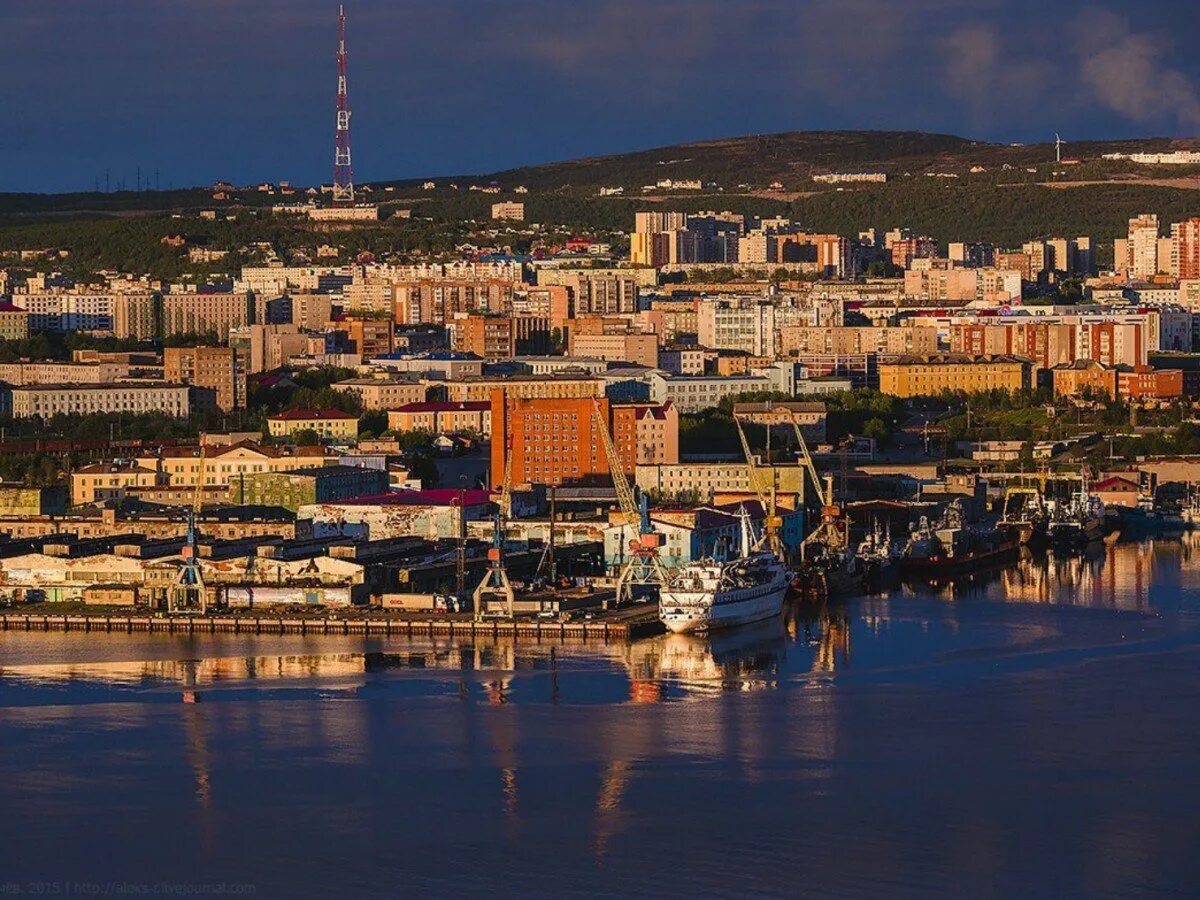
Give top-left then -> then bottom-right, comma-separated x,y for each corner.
1046,481 -> 1106,548
900,504 -> 1020,578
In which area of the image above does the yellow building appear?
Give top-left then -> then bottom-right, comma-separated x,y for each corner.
266,408 -> 359,442
72,463 -> 166,506
878,354 -> 1031,398
136,441 -> 333,489
332,377 -> 426,410
0,301 -> 30,341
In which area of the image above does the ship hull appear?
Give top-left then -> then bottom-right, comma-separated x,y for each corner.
900,540 -> 1020,578
660,579 -> 788,635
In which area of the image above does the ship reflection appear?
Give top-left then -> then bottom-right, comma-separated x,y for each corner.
884,536 -> 1194,613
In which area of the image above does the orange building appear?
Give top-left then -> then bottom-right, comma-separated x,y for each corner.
1051,360 -> 1118,400
1117,366 -> 1183,400
452,315 -> 514,360
489,391 -> 677,488
954,323 -> 1077,371
163,345 -> 239,411
569,332 -> 659,367
334,314 -> 394,358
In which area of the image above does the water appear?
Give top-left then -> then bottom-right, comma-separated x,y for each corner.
2,538 -> 1200,898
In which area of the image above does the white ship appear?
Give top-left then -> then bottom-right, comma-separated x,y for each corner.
659,509 -> 789,634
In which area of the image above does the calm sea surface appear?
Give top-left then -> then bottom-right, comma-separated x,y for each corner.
2,538 -> 1200,899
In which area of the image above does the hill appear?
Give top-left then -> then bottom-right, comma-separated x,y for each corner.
411,130 -> 1200,193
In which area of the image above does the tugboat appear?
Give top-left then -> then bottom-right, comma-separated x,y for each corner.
900,502 -> 1020,579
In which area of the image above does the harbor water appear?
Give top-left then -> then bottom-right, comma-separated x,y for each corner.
1,537 -> 1199,898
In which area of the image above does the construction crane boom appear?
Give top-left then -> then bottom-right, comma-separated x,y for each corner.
591,399 -> 666,603
732,414 -> 783,557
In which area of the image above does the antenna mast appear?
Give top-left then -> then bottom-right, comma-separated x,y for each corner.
332,4 -> 354,206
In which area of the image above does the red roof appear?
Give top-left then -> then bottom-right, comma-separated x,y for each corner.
1093,476 -> 1140,492
392,401 -> 490,413
270,407 -> 358,421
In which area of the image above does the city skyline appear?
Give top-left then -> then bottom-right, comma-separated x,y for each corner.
2,0 -> 1200,193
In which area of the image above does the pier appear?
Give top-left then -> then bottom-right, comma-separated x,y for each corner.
0,610 -> 662,643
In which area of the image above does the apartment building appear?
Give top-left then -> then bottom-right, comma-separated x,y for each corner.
392,279 -> 518,325
162,292 -> 255,340
0,302 -> 29,340
19,291 -> 119,332
697,299 -> 775,356
266,408 -> 359,441
730,400 -> 828,443
10,383 -> 190,418
878,354 -> 1031,397
164,346 -> 239,411
331,377 -> 425,410
440,374 -> 604,403
0,361 -> 125,385
387,400 -> 492,436
648,366 -> 794,413
1051,360 -> 1118,400
489,392 -> 678,488
1127,214 -> 1160,279
451,315 -> 515,360
569,332 -> 660,367
1118,366 -> 1184,400
1171,218 -> 1200,281
334,314 -> 394,358
635,463 -> 807,503
951,322 -> 1078,371
491,201 -> 525,221
136,442 -> 333,489
779,325 -> 937,357
229,324 -> 310,374
71,463 -> 166,506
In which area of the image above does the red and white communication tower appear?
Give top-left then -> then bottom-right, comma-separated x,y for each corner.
332,4 -> 354,206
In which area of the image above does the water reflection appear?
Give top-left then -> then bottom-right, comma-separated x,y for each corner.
1,539 -> 1197,711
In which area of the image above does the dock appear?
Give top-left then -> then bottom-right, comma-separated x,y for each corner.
0,610 -> 663,643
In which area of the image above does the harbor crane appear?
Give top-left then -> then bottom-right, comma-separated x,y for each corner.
591,399 -> 667,604
169,438 -> 209,613
731,413 -> 784,558
787,414 -> 848,558
474,437 -> 515,620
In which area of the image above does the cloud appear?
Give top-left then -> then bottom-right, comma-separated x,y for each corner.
1078,10 -> 1200,130
941,24 -> 1058,129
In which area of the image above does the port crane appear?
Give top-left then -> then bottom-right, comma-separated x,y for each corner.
591,399 -> 667,604
169,438 -> 208,613
731,413 -> 784,558
474,436 -> 515,620
787,414 -> 848,558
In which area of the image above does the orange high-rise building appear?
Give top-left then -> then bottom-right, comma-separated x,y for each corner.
489,392 -> 678,488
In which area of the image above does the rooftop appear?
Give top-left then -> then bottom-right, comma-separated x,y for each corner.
269,407 -> 359,421
392,401 -> 490,413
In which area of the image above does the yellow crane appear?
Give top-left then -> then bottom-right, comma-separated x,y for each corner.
591,399 -> 667,604
732,414 -> 783,557
787,414 -> 847,557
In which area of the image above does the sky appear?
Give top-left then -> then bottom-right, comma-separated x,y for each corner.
2,0 -> 1200,193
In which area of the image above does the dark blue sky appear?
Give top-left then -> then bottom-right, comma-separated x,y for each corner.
3,0 -> 1200,193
